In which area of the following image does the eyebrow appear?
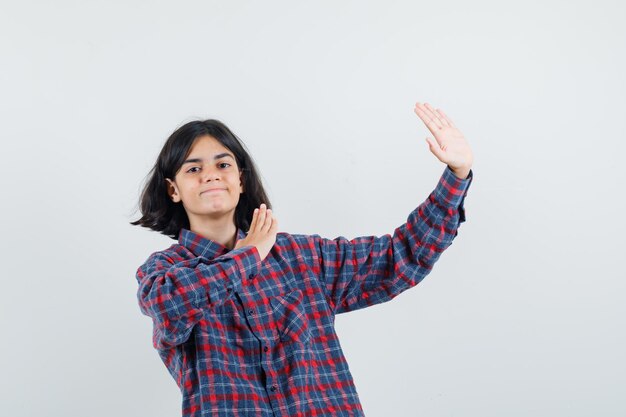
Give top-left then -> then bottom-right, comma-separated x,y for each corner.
182,153 -> 235,165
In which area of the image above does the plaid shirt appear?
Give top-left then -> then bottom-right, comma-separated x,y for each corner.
136,166 -> 473,417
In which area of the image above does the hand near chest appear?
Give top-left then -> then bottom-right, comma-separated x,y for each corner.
234,203 -> 278,260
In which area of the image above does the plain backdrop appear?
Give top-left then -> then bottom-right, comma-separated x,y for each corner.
1,1 -> 625,416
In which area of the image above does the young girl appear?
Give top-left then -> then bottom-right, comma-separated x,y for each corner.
131,102 -> 474,417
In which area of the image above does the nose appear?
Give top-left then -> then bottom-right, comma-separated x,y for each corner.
202,165 -> 221,182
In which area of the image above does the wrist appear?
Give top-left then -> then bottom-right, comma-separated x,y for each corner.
450,166 -> 471,179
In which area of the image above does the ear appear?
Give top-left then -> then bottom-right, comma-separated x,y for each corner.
239,170 -> 245,194
165,178 -> 181,203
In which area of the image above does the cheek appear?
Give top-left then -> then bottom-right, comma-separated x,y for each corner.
180,184 -> 198,199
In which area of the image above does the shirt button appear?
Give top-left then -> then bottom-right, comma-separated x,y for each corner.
263,345 -> 268,352
248,309 -> 254,315
226,288 -> 232,293
270,385 -> 277,392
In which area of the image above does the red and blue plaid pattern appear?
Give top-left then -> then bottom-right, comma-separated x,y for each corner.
136,166 -> 473,416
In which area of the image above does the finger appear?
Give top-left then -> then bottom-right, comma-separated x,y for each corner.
423,103 -> 446,129
425,137 -> 445,160
249,208 -> 259,232
415,102 -> 443,130
262,209 -> 273,232
255,204 -> 267,232
414,106 -> 441,137
433,108 -> 450,127
414,106 -> 443,140
435,108 -> 456,128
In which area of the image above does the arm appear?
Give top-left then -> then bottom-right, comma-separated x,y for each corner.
311,165 -> 473,315
135,245 -> 261,350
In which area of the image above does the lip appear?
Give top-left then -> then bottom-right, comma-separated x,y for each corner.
201,188 -> 227,195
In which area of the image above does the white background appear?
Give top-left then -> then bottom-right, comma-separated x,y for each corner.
1,1 -> 625,416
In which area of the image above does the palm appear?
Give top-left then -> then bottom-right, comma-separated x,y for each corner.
414,102 -> 473,172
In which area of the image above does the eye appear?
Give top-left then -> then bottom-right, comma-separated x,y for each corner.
219,162 -> 232,168
186,167 -> 200,173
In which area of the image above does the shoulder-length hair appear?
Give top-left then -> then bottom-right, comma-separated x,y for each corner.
130,119 -> 272,240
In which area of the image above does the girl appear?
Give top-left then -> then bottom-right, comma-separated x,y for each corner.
131,102 -> 474,417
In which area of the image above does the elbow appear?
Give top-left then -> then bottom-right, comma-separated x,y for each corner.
151,312 -> 202,350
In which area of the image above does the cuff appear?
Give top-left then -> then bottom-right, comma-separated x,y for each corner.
435,166 -> 473,228
215,245 -> 262,294
434,166 -> 473,208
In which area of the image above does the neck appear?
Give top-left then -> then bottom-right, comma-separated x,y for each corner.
189,214 -> 238,250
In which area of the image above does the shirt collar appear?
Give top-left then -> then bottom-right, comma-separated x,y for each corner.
178,227 -> 247,259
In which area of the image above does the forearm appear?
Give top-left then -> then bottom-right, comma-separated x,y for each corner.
136,245 -> 262,349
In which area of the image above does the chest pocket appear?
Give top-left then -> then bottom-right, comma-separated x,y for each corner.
268,288 -> 312,349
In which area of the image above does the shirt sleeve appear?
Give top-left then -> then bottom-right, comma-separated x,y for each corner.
310,166 -> 473,315
135,245 -> 262,350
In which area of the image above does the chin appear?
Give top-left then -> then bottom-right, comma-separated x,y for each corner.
201,206 -> 236,216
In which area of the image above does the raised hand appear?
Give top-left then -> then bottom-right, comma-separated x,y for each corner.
234,203 -> 278,260
414,102 -> 474,179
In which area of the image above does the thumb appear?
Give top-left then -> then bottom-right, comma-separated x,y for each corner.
425,137 -> 443,159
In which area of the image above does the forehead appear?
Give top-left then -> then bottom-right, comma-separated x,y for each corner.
182,135 -> 237,163
188,135 -> 232,156
179,135 -> 238,172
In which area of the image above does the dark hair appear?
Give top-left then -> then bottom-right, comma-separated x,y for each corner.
130,119 -> 272,240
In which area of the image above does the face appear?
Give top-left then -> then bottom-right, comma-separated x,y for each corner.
166,135 -> 244,226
